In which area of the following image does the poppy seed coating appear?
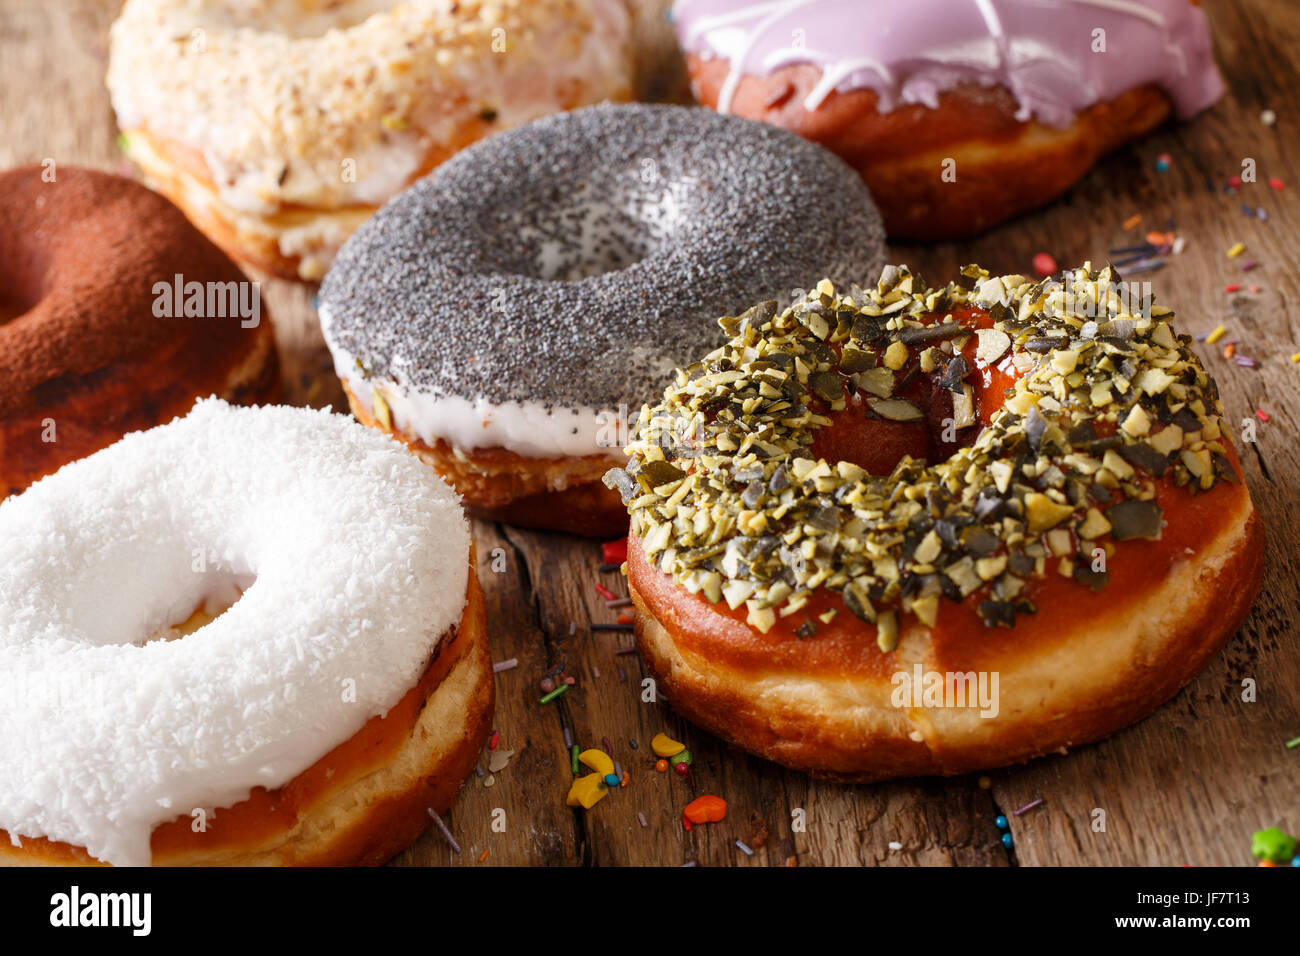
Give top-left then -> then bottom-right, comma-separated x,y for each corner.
321,103 -> 886,414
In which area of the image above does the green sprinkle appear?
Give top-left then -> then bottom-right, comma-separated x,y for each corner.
116,132 -> 131,152
539,683 -> 569,705
1286,736 -> 1300,750
570,744 -> 581,774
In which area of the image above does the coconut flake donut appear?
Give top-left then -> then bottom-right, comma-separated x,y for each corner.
320,103 -> 887,537
673,0 -> 1224,239
612,264 -> 1262,781
0,165 -> 280,497
0,400 -> 492,866
107,0 -> 635,281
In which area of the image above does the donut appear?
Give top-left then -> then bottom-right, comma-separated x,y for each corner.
106,0 -> 636,280
672,0 -> 1224,238
0,400 -> 492,866
0,165 -> 280,498
320,103 -> 887,537
612,264 -> 1263,781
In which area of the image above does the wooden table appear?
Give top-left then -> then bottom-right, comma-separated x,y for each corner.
2,0 -> 1296,867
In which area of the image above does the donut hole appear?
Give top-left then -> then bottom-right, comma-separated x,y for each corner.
148,572 -> 256,645
479,176 -> 691,282
200,0 -> 396,38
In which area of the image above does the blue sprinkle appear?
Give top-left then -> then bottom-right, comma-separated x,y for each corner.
1240,203 -> 1255,217
1001,833 -> 1014,849
310,295 -> 320,310
995,815 -> 1009,830
1292,856 -> 1300,867
604,773 -> 620,787
1258,207 -> 1269,221
629,738 -> 639,750
736,840 -> 755,857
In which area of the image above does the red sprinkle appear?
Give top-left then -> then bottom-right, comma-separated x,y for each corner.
1032,252 -> 1057,277
594,582 -> 618,601
1269,177 -> 1285,190
488,731 -> 499,751
601,538 -> 628,565
616,611 -> 634,625
1228,174 -> 1243,188
1256,409 -> 1270,422
1224,283 -> 1241,293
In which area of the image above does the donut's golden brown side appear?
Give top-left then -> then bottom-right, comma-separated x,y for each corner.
0,166 -> 281,496
629,473 -> 1262,782
685,57 -> 1174,239
120,123 -> 491,281
342,381 -> 628,538
0,557 -> 494,866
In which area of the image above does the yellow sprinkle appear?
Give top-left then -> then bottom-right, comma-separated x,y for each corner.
372,388 -> 392,431
1227,242 -> 1246,259
1205,324 -> 1227,345
1290,353 -> 1300,363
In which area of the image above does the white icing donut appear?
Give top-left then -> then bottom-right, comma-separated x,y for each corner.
0,399 -> 469,867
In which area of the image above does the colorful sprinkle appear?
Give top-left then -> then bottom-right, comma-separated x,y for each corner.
1235,355 -> 1258,368
674,761 -> 690,776
601,539 -> 628,564
563,726 -> 573,749
594,582 -> 617,601
1001,833 -> 1014,849
1032,252 -> 1057,277
995,815 -> 1009,830
492,658 -> 519,673
735,840 -> 755,856
427,810 -> 462,854
1224,283 -> 1241,293
571,744 -> 580,774
1251,827 -> 1298,863
637,811 -> 649,828
683,795 -> 728,827
539,683 -> 569,705
1256,410 -> 1269,423
655,759 -> 669,773
651,733 -> 686,757
1241,260 -> 1257,272
1285,735 -> 1300,749
1227,242 -> 1246,259
1291,354 -> 1300,364
1205,324 -> 1228,344
1269,176 -> 1285,190
477,848 -> 490,863
1154,153 -> 1171,172
1013,797 -> 1045,817
1122,213 -> 1142,230
488,731 -> 499,751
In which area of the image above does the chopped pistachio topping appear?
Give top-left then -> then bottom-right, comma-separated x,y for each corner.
607,264 -> 1229,639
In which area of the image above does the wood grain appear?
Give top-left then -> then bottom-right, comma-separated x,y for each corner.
1,0 -> 1296,867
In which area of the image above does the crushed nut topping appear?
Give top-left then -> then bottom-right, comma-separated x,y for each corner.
606,264 -> 1233,643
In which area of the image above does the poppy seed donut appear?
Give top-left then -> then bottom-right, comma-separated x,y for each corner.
321,102 -> 887,536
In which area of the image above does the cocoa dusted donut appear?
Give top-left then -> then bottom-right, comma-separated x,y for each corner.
320,103 -> 886,537
107,0 -> 635,280
673,0 -> 1224,239
611,264 -> 1263,781
0,166 -> 280,497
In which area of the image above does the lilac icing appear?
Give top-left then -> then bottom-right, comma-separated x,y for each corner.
673,0 -> 1224,127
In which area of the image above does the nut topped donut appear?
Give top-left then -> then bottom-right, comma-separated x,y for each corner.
0,165 -> 280,497
673,0 -> 1224,238
0,400 -> 492,866
321,103 -> 886,536
107,0 -> 636,280
613,264 -> 1262,781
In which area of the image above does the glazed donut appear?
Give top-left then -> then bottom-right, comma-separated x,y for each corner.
0,400 -> 492,866
107,0 -> 635,280
612,264 -> 1262,781
673,0 -> 1224,239
0,165 -> 280,497
321,103 -> 887,537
